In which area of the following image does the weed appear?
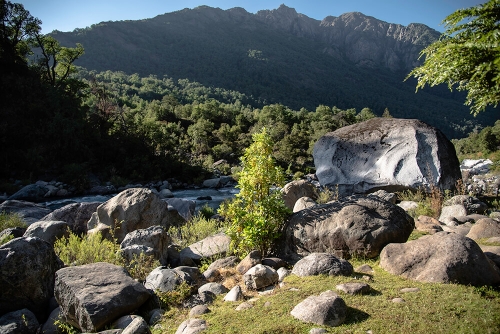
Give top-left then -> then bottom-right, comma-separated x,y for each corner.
124,252 -> 161,283
155,281 -> 193,309
0,211 -> 27,231
316,185 -> 339,204
168,214 -> 228,249
0,234 -> 14,246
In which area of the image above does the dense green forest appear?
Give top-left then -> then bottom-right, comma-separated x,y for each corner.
51,5 -> 498,140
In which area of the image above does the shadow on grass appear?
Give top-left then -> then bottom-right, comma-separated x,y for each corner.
344,306 -> 370,325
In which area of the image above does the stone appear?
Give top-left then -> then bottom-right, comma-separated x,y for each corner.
145,266 -> 203,293
0,200 -> 51,224
279,195 -> 414,261
205,256 -> 239,271
398,200 -> 418,211
41,202 -> 101,235
236,250 -> 262,274
439,204 -> 468,223
175,318 -> 207,334
235,302 -> 253,311
368,190 -> 397,204
189,305 -> 210,317
480,245 -> 500,269
182,291 -> 215,309
120,225 -> 171,266
313,118 -> 461,196
148,309 -> 163,325
392,298 -> 405,303
243,264 -> 279,290
165,198 -> 196,222
281,180 -> 318,210
291,253 -> 353,277
223,285 -> 244,302
159,189 -> 174,199
443,195 -> 488,214
203,178 -> 221,188
0,227 -> 26,241
355,264 -> 374,274
466,218 -> 500,240
179,233 -> 230,266
0,308 -> 39,334
41,307 -> 62,334
290,290 -> 347,326
8,184 -> 49,202
293,197 -> 317,212
87,188 -> 183,243
23,220 -> 70,245
277,267 -> 290,282
261,257 -> 287,269
336,282 -> 371,295
309,328 -> 327,334
380,232 -> 500,286
400,288 -> 420,293
121,316 -> 150,334
198,282 -> 229,296
54,262 -> 152,332
415,215 -> 443,234
0,237 -> 63,321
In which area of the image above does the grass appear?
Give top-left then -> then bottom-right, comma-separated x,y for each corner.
168,214 -> 229,249
153,258 -> 500,333
0,211 -> 27,231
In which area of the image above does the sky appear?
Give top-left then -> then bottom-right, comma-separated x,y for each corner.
18,0 -> 485,34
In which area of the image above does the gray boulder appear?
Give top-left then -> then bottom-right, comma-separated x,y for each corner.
243,264 -> 279,290
41,307 -> 62,334
439,204 -> 468,223
368,190 -> 397,204
120,226 -> 171,266
279,195 -> 414,261
293,197 -> 317,213
0,237 -> 63,321
175,318 -> 207,334
281,180 -> 317,210
223,285 -> 244,302
0,200 -> 51,224
443,195 -> 488,214
415,215 -> 443,234
203,178 -> 221,189
291,253 -> 353,277
54,262 -> 151,332
165,198 -> 196,222
205,256 -> 239,272
290,290 -> 347,327
198,283 -> 229,296
121,317 -> 150,334
23,220 -> 70,245
0,308 -> 39,334
41,202 -> 100,235
87,188 -> 183,243
0,227 -> 26,241
144,266 -> 202,293
336,282 -> 371,295
8,184 -> 49,202
179,233 -> 230,266
313,118 -> 461,196
380,232 -> 500,286
466,218 -> 500,240
236,250 -> 262,275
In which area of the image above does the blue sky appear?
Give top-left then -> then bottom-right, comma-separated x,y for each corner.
18,0 -> 485,34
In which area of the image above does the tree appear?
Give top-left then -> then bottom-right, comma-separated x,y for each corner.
218,128 -> 291,256
407,0 -> 500,115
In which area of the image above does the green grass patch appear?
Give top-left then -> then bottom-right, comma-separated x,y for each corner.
168,214 -> 229,249
154,258 -> 500,333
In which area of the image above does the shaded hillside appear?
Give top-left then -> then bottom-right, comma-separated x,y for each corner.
52,5 -> 497,138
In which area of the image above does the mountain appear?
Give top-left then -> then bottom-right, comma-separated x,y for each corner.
51,4 -> 496,138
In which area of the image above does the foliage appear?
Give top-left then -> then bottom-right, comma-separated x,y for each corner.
0,211 -> 27,231
218,128 -> 291,256
168,214 -> 228,249
315,185 -> 339,204
125,252 -> 161,283
198,204 -> 216,220
0,234 -> 14,246
452,120 -> 500,167
407,0 -> 500,115
155,281 -> 193,309
54,230 -> 122,266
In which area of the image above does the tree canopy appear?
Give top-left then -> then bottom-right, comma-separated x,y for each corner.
408,0 -> 500,115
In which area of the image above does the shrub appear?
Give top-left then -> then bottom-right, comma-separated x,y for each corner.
0,211 -> 27,232
168,214 -> 227,249
218,128 -> 291,256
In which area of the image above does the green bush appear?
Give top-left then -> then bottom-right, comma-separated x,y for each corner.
0,211 -> 27,232
168,214 -> 227,249
218,128 -> 291,256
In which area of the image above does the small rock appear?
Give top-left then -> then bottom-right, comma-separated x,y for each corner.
392,298 -> 406,303
223,285 -> 244,302
336,282 -> 371,295
175,318 -> 207,334
235,302 -> 254,311
355,264 -> 374,274
400,288 -> 420,293
189,305 -> 210,317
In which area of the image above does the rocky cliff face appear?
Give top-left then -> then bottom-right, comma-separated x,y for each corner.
255,5 -> 440,72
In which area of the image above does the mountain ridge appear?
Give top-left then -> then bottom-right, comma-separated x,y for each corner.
51,4 -> 496,138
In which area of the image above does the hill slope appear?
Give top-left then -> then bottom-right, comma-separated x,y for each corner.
52,5 -> 496,138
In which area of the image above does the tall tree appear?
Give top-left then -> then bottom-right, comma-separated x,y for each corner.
407,0 -> 500,115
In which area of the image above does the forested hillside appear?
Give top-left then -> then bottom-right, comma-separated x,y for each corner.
51,5 -> 497,139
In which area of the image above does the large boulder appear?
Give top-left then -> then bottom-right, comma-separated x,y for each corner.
290,290 -> 347,327
23,220 -> 70,245
243,264 -> 279,290
8,184 -> 49,202
145,266 -> 203,293
87,188 -> 183,243
0,308 -> 39,334
281,180 -> 317,210
291,253 -> 353,277
313,118 -> 461,196
278,195 -> 414,261
165,198 -> 196,222
120,225 -> 172,266
0,200 -> 51,225
54,262 -> 152,332
379,232 -> 500,286
179,233 -> 231,266
466,218 -> 500,240
41,202 -> 101,235
0,237 -> 63,321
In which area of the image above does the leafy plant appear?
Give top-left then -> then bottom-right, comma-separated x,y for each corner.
218,128 -> 291,257
315,185 -> 339,204
124,252 -> 161,283
198,204 -> 215,220
0,211 -> 27,232
168,214 -> 227,249
155,281 -> 193,309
